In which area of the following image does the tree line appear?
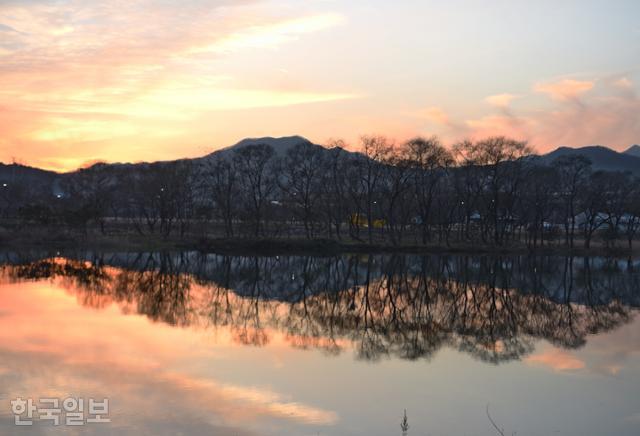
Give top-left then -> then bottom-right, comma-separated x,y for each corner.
4,135 -> 640,249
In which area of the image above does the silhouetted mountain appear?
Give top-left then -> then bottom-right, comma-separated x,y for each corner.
539,145 -> 640,174
197,135 -> 319,164
225,135 -> 313,155
0,162 -> 60,196
0,136 -> 323,200
0,162 -> 57,181
4,138 -> 639,205
624,144 -> 640,158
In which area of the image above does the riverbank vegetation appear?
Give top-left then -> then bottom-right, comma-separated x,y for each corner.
1,136 -> 639,253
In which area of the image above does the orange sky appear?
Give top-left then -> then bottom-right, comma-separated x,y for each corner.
1,1 -> 639,171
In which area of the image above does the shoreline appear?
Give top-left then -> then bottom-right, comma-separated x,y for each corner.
195,237 -> 640,257
1,230 -> 638,257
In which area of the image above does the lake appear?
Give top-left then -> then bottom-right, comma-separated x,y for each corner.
0,251 -> 638,435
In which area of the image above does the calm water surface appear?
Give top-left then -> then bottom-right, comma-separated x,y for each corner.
0,252 -> 638,435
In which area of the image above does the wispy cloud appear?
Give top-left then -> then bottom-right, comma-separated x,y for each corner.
485,93 -> 519,108
526,349 -> 585,372
409,106 -> 451,125
534,78 -> 595,101
613,76 -> 633,89
0,0 -> 353,170
190,13 -> 347,54
2,1 -> 638,168
417,75 -> 639,152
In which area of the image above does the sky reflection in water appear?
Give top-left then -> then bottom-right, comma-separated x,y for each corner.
0,252 -> 638,436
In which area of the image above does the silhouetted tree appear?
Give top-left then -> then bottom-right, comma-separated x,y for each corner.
402,136 -> 453,244
206,155 -> 238,237
279,142 -> 325,238
521,165 -> 558,248
454,137 -> 532,245
233,144 -> 277,237
321,141 -> 350,239
580,171 -> 608,249
624,181 -> 640,249
553,155 -> 592,247
379,148 -> 412,244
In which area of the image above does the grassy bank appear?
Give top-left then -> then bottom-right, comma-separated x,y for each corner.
194,237 -> 639,257
0,226 -> 638,257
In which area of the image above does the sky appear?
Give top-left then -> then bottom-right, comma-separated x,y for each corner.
0,0 -> 639,171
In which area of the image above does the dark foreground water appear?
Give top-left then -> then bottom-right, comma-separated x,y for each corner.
0,251 -> 638,435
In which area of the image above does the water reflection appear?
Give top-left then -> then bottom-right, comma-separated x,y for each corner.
2,252 -> 638,364
1,252 -> 639,435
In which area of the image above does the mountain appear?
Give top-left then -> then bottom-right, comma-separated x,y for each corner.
0,136 -> 334,203
224,135 -> 313,155
0,136 -> 317,180
0,162 -> 60,195
624,145 -> 640,158
0,162 -> 58,181
198,135 -> 317,164
539,145 -> 640,174
3,138 -> 639,202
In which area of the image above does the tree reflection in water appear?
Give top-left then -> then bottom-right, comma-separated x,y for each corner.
1,252 -> 638,364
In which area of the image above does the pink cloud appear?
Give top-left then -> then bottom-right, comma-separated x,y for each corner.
464,114 -> 535,143
526,349 -> 585,372
411,106 -> 451,126
534,78 -> 595,101
613,77 -> 633,89
0,0 -> 352,170
485,93 -> 519,108
430,77 -> 640,153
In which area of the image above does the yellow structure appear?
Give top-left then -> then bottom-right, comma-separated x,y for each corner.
349,214 -> 386,228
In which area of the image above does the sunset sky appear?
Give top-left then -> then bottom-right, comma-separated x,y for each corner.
1,0 -> 639,171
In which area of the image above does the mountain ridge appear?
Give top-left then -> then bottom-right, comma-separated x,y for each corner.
624,144 -> 640,158
539,144 -> 640,174
199,135 -> 316,162
2,138 -> 639,185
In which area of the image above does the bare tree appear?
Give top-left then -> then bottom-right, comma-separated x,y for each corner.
356,135 -> 393,243
321,140 -> 350,239
233,144 -> 277,237
598,171 -> 634,247
553,155 -> 592,248
624,180 -> 640,249
280,142 -> 325,238
580,171 -> 608,249
521,166 -> 558,248
380,149 -> 413,244
402,136 -> 453,244
454,137 -> 532,245
206,155 -> 238,237
124,161 -> 193,237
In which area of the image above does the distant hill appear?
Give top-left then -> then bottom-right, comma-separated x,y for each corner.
0,162 -> 58,182
1,136 -> 319,182
0,163 -> 60,196
539,145 -> 640,174
624,145 -> 640,158
224,135 -> 313,155
3,138 -> 639,203
0,136 -> 340,203
198,135 -> 317,163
